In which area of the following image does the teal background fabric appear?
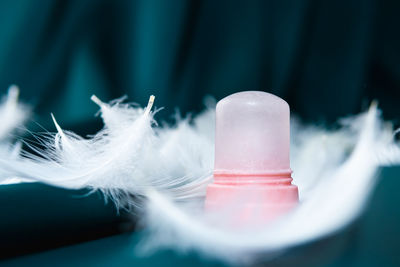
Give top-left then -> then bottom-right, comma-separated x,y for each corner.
0,0 -> 399,265
0,0 -> 399,130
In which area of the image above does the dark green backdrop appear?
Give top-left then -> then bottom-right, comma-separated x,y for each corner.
0,0 -> 399,129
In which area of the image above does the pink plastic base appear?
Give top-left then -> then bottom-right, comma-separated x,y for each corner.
205,173 -> 299,224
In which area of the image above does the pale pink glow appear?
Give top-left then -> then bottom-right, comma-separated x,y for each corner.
214,91 -> 291,175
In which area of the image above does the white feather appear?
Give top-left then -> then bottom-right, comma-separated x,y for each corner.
0,95 -> 214,209
0,85 -> 30,184
0,85 -> 29,140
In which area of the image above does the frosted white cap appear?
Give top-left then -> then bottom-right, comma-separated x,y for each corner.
214,91 -> 291,175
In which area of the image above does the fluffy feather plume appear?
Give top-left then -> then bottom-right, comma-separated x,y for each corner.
0,94 -> 399,264
0,94 -> 214,209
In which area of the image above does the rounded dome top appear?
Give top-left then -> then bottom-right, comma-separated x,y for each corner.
214,91 -> 291,175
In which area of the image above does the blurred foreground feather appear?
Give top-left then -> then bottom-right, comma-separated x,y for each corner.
0,86 -> 30,184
